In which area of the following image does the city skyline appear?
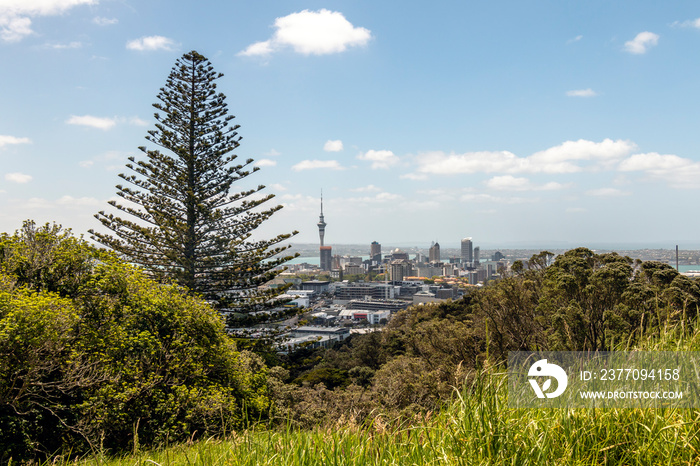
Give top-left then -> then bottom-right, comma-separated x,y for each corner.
2,2 -> 700,247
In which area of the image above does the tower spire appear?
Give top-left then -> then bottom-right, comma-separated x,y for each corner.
317,191 -> 326,247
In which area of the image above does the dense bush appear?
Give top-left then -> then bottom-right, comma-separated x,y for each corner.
276,248 -> 700,427
0,222 -> 271,462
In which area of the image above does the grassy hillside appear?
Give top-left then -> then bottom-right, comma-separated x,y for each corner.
49,323 -> 700,466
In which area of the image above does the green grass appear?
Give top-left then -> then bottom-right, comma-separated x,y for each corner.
38,322 -> 700,465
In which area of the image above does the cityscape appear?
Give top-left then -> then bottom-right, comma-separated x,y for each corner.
249,196 -> 700,352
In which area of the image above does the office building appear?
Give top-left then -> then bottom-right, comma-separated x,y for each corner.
461,237 -> 473,266
429,241 -> 440,263
370,241 -> 382,263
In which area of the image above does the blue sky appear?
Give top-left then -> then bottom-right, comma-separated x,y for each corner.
2,1 -> 700,249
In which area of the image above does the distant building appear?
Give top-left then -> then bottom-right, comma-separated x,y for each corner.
390,248 -> 409,261
334,283 -> 394,303
389,259 -> 412,282
429,241 -> 441,263
474,246 -> 480,266
371,241 -> 382,263
301,280 -> 331,295
461,237 -> 473,266
492,251 -> 505,261
320,246 -> 333,271
318,194 -> 332,271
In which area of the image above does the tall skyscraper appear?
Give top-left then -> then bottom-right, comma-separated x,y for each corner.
317,193 -> 326,247
474,246 -> 480,266
370,241 -> 382,263
429,241 -> 441,263
461,237 -> 473,266
318,194 -> 332,271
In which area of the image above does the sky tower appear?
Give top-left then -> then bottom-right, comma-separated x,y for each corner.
318,193 -> 332,271
317,192 -> 326,246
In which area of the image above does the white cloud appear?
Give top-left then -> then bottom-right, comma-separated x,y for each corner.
79,160 -> 94,168
239,9 -> 371,57
624,31 -> 659,54
566,88 -> 597,97
324,140 -> 343,152
5,172 -> 32,183
411,139 -> 635,177
671,18 -> 700,28
585,188 -> 630,197
357,150 -> 399,169
270,183 -> 287,192
350,185 -> 382,193
0,135 -> 31,148
291,160 -> 344,171
485,175 -> 565,191
618,152 -> 700,188
255,159 -> 277,167
126,35 -> 176,52
0,0 -> 96,42
128,116 -> 149,126
56,195 -> 100,206
264,149 -> 281,157
43,40 -> 82,49
400,173 -> 428,180
66,115 -> 116,130
93,16 -> 117,26
567,35 -> 583,44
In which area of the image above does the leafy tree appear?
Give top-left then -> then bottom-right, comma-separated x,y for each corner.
90,50 -> 297,313
0,222 -> 273,460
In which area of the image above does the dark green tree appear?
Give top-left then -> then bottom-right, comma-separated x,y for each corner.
90,51 -> 297,313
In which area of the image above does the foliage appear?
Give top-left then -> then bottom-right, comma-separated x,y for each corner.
0,222 -> 272,462
90,50 -> 297,314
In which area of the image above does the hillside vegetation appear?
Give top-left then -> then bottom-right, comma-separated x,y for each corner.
2,222 -> 700,464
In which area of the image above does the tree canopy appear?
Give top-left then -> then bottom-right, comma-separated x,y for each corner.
90,50 -> 296,313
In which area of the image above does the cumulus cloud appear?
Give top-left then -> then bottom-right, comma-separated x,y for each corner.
671,18 -> 700,28
618,152 -> 700,188
291,160 -> 344,171
585,188 -> 630,197
93,16 -> 117,26
624,31 -> 659,54
324,140 -> 343,152
411,139 -> 635,177
0,135 -> 31,148
264,149 -> 281,157
0,0 -> 96,42
485,175 -> 565,191
126,35 -> 177,51
5,172 -> 32,183
357,150 -> 399,169
566,88 -> 597,97
66,115 -> 116,130
239,9 -> 371,57
255,159 -> 277,167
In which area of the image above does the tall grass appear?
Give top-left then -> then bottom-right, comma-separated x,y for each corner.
39,321 -> 700,465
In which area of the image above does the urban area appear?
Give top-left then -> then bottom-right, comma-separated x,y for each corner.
230,198 -> 700,353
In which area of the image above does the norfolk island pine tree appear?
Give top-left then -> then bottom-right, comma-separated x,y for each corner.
90,50 -> 298,319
